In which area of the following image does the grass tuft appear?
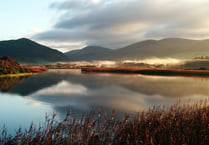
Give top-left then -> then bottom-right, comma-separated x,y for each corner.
1,101 -> 209,144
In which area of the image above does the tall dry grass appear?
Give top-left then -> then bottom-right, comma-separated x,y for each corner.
1,100 -> 209,144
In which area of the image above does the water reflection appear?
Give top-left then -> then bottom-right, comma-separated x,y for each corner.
0,76 -> 29,92
10,70 -> 209,116
0,93 -> 52,135
1,69 -> 209,132
10,73 -> 63,96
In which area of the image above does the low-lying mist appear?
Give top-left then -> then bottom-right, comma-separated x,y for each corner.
55,58 -> 209,69
121,57 -> 186,68
123,58 -> 184,65
94,58 -> 185,68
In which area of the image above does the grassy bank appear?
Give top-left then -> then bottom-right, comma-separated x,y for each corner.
82,67 -> 209,77
1,101 -> 209,144
0,67 -> 48,78
0,73 -> 34,78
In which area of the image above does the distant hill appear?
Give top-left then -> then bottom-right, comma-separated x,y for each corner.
65,46 -> 112,61
109,38 -> 208,60
65,38 -> 209,60
3,38 -> 209,63
0,38 -> 69,64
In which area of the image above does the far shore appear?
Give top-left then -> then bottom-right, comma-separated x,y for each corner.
3,67 -> 209,78
81,67 -> 209,77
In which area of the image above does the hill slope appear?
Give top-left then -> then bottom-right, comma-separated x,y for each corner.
65,46 -> 112,61
65,38 -> 209,60
0,56 -> 48,75
0,38 -> 69,63
110,38 -> 208,60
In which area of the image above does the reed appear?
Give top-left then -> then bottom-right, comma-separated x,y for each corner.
1,100 -> 209,144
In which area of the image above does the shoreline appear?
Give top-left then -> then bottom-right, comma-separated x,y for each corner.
0,73 -> 35,78
81,67 -> 209,77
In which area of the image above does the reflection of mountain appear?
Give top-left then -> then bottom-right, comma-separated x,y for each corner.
11,71 -> 207,118
3,70 -> 209,131
11,72 -> 65,96
30,81 -> 150,119
8,70 -> 209,119
0,76 -> 29,92
64,74 -> 209,98
11,70 -> 209,98
29,75 -> 209,119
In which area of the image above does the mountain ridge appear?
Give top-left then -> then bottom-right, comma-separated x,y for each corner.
65,46 -> 112,61
2,37 -> 209,63
0,38 -> 69,64
65,38 -> 209,61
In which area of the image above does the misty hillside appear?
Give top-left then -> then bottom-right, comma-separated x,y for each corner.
0,38 -> 69,64
2,38 -> 209,63
65,38 -> 209,61
65,46 -> 112,61
110,38 -> 209,59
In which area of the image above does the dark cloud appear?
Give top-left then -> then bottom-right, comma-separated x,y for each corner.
33,0 -> 209,51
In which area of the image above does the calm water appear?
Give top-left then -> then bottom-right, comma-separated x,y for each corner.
1,69 -> 209,134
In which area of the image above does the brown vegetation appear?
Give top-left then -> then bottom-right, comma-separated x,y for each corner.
1,101 -> 209,144
0,56 -> 48,75
82,67 -> 209,77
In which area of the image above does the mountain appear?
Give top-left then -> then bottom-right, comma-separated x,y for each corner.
65,38 -> 209,60
109,38 -> 204,60
3,38 -> 209,63
65,46 -> 112,61
0,38 -> 69,63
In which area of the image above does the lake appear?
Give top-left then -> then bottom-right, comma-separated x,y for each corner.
0,69 -> 209,134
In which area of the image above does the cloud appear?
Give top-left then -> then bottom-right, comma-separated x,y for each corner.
33,0 -> 209,51
38,40 -> 85,52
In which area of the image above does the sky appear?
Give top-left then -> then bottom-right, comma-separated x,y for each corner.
1,0 -> 209,52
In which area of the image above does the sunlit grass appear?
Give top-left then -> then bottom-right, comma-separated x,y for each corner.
0,73 -> 34,78
1,100 -> 209,144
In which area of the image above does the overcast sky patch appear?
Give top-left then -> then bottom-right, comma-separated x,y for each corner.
33,0 -> 209,52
